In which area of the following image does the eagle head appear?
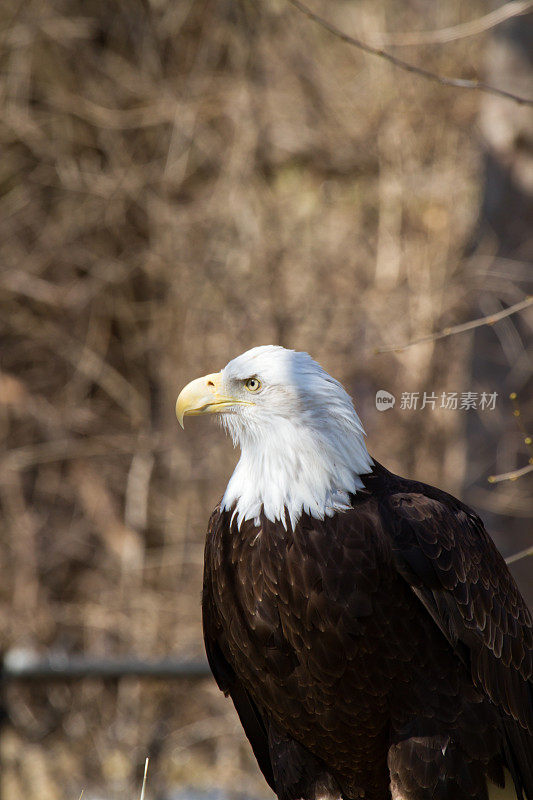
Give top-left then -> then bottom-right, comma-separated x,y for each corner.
176,345 -> 372,529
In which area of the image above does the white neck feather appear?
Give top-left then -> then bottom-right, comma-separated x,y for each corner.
221,405 -> 373,530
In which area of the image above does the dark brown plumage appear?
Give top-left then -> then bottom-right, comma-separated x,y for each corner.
202,462 -> 533,800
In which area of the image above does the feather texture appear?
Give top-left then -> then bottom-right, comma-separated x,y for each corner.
202,463 -> 533,800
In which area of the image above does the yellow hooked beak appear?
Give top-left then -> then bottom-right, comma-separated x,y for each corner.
176,372 -> 251,428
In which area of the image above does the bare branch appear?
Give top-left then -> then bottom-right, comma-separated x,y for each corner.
488,462 -> 533,484
369,0 -> 533,47
139,758 -> 150,800
375,296 -> 533,354
506,543 -> 533,565
487,392 -> 533,484
285,0 -> 533,107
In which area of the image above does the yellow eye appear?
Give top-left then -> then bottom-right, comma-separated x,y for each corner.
245,377 -> 261,393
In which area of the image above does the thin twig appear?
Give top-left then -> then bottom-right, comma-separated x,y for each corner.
507,392 -> 533,453
375,296 -> 533,354
488,392 -> 533,484
506,543 -> 533,565
369,0 -> 533,47
285,0 -> 533,107
488,462 -> 533,484
139,757 -> 149,800
4,310 -> 147,422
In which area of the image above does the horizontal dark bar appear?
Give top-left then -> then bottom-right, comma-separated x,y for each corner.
1,656 -> 212,682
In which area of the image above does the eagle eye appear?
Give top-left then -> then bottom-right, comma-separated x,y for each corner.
245,377 -> 261,393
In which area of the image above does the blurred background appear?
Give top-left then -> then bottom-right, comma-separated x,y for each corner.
0,0 -> 531,797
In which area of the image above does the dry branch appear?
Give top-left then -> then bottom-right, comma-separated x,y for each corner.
488,392 -> 533,484
488,462 -> 533,484
375,297 -> 533,354
370,0 -> 533,46
286,0 -> 533,106
506,543 -> 533,565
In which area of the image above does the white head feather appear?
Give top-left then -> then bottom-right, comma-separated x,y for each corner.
218,345 -> 373,530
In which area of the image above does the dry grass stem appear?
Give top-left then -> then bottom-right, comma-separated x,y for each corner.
139,758 -> 149,800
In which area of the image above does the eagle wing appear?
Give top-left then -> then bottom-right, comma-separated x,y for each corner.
202,509 -> 276,793
383,486 -> 533,795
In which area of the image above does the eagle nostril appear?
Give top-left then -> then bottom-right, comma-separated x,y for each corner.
207,380 -> 215,388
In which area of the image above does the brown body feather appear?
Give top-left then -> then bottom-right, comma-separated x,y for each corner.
202,463 -> 533,800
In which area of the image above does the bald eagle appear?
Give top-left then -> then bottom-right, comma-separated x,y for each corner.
176,346 -> 532,800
